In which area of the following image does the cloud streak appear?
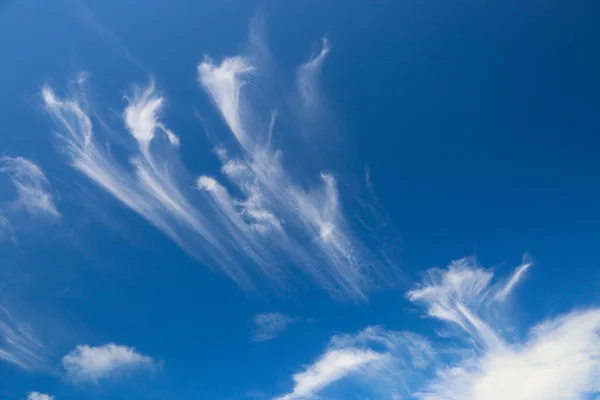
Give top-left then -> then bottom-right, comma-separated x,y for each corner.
0,305 -> 47,371
42,33 -> 396,300
275,348 -> 385,400
196,35 -> 396,300
274,326 -> 433,400
0,157 -> 60,218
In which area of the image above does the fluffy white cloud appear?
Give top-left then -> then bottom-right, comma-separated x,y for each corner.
61,343 -> 154,382
252,313 -> 298,342
0,157 -> 60,218
27,392 -> 54,400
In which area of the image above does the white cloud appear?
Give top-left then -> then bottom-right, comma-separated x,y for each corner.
494,256 -> 532,301
196,35 -> 396,300
297,36 -> 330,109
0,305 -> 46,370
274,326 -> 433,400
406,258 -> 503,351
42,78 -> 255,288
42,32 -> 396,300
0,157 -> 60,218
274,257 -> 600,400
61,343 -> 154,382
198,56 -> 255,151
27,392 -> 54,400
274,348 -> 385,400
408,257 -> 600,400
252,313 -> 297,342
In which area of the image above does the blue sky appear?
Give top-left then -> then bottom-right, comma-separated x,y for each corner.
1,0 -> 600,399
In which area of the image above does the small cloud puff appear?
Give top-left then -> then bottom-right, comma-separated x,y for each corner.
61,343 -> 155,382
252,312 -> 298,342
27,392 -> 54,400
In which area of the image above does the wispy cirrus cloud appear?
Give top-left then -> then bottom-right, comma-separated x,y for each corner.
251,312 -> 298,342
196,35 -> 397,300
275,348 -> 385,400
273,326 -> 432,400
0,157 -> 60,218
273,257 -> 600,400
0,305 -> 47,371
42,31 -> 397,300
61,343 -> 155,382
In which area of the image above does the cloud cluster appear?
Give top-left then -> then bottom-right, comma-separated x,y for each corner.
42,36 -> 396,300
61,343 -> 155,382
274,257 -> 600,400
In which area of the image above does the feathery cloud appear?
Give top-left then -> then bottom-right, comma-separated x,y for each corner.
196,35 -> 397,300
274,348 -> 385,400
297,36 -> 330,109
42,32 -> 396,300
61,343 -> 155,382
252,313 -> 298,342
273,325 -> 432,400
274,257 -> 600,400
0,305 -> 47,370
0,157 -> 60,218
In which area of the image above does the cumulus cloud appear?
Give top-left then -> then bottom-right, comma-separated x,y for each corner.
27,392 -> 54,400
0,157 -> 60,218
61,343 -> 154,382
274,257 -> 600,400
0,305 -> 47,370
42,32 -> 396,300
252,312 -> 298,342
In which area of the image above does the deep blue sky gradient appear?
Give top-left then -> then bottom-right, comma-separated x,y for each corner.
0,0 -> 599,399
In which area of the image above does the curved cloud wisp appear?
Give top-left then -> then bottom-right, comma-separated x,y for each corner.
0,157 -> 60,218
